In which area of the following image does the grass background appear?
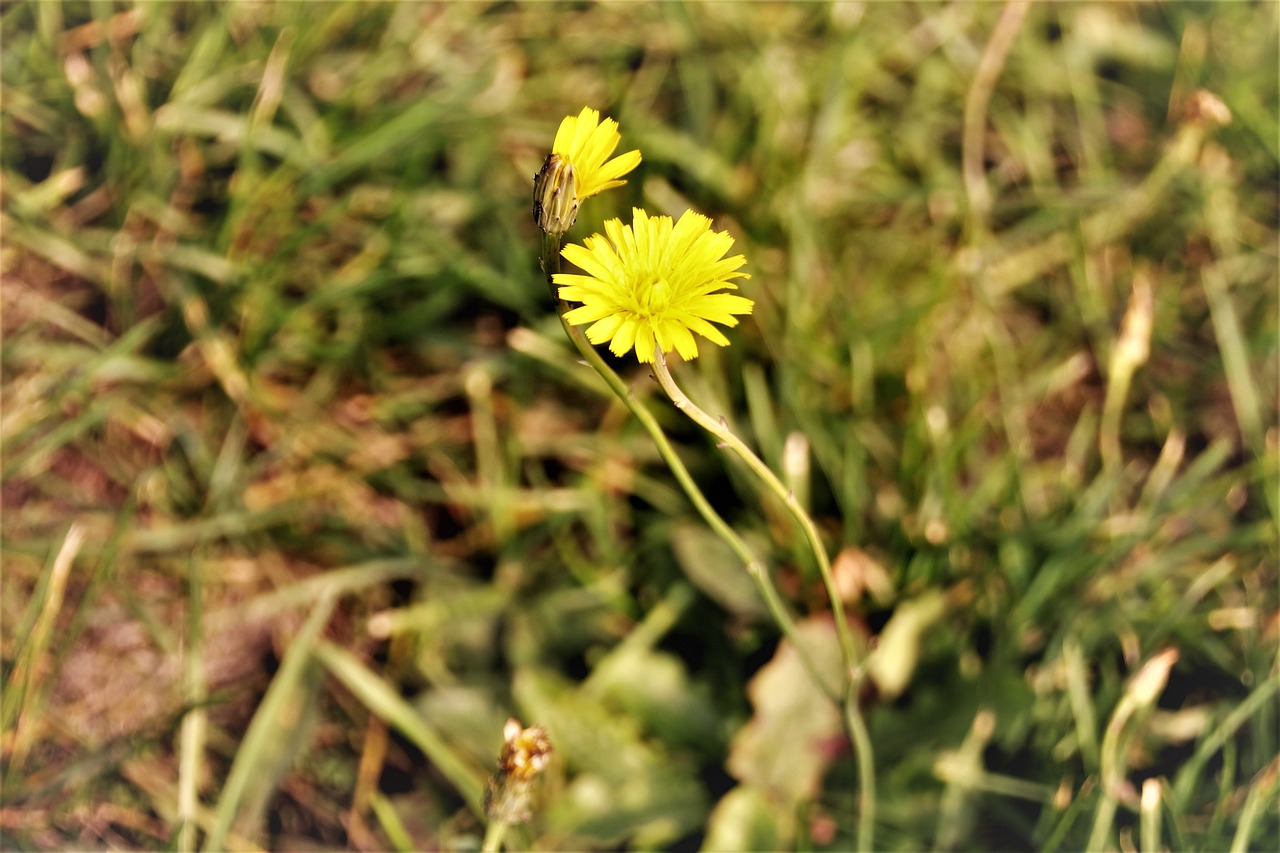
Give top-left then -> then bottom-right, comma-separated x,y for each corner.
2,1 -> 1277,850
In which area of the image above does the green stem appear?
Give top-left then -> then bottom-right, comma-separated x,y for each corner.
649,349 -> 861,674
845,680 -> 876,853
650,346 -> 875,850
481,820 -> 507,853
1087,692 -> 1132,852
541,232 -> 837,703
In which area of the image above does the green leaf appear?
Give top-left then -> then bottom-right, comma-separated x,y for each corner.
669,521 -> 768,618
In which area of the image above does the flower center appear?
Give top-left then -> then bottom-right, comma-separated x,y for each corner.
636,275 -> 672,316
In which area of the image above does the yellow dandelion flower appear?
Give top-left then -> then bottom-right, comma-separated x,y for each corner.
553,106 -> 642,201
534,107 -> 640,235
555,208 -> 753,363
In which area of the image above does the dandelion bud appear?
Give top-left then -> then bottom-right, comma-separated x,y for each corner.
533,153 -> 579,236
485,718 -> 553,825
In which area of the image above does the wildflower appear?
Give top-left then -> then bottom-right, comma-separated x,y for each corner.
534,107 -> 641,234
553,106 -> 641,201
555,208 -> 753,363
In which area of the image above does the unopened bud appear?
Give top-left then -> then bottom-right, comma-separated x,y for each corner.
533,153 -> 579,235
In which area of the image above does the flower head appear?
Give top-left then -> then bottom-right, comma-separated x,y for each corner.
553,106 -> 641,201
485,718 -> 553,825
497,718 -> 553,783
534,107 -> 640,235
555,208 -> 753,363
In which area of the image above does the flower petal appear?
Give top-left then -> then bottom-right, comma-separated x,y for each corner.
549,107 -> 641,202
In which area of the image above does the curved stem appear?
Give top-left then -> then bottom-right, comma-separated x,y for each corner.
541,233 -> 837,703
845,680 -> 876,852
649,349 -> 861,673
650,346 -> 876,850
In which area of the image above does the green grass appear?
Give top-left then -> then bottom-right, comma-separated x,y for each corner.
3,1 -> 1277,850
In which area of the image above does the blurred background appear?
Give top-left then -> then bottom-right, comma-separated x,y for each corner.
2,1 -> 1276,850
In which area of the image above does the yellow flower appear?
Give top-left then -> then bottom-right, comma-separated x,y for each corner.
552,106 -> 641,203
555,208 -> 753,363
534,107 -> 640,235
